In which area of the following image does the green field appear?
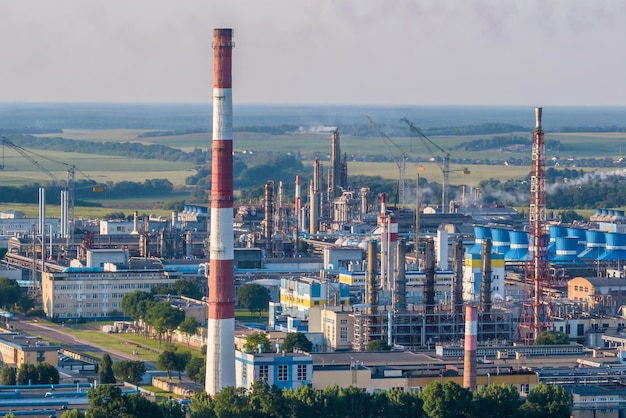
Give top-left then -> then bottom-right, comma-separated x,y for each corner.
0,201 -> 179,219
1,146 -> 195,186
4,129 -> 625,212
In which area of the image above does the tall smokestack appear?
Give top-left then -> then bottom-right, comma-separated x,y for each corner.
329,130 -> 341,200
295,175 -> 301,231
264,181 -> 274,243
424,237 -> 435,316
206,28 -> 235,395
453,239 -> 464,315
38,187 -> 45,236
309,180 -> 319,235
463,304 -> 478,391
480,239 -> 492,314
393,239 -> 407,315
366,240 -> 379,346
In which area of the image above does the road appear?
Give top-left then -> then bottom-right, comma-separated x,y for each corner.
8,314 -> 157,371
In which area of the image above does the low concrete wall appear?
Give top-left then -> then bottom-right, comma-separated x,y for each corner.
152,376 -> 197,398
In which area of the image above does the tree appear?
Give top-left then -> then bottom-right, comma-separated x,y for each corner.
420,381 -> 474,418
17,295 -> 35,313
243,332 -> 271,353
61,410 -> 86,418
121,291 -> 155,323
248,380 -> 289,418
212,386 -> 250,418
519,383 -> 572,418
474,384 -> 521,418
124,392 -> 164,418
159,399 -> 187,418
179,317 -> 199,347
237,283 -> 271,317
535,330 -> 569,345
146,302 -> 185,344
157,349 -> 178,380
37,362 -> 60,384
174,351 -> 192,380
284,385 -> 324,418
366,339 -> 391,351
185,356 -> 205,388
189,391 -> 216,418
282,332 -> 313,353
386,387 -> 424,418
171,278 -> 203,300
86,385 -> 128,418
113,360 -> 146,385
98,353 -> 116,384
0,365 -> 16,385
340,385 -> 372,418
0,277 -> 22,311
16,363 -> 38,385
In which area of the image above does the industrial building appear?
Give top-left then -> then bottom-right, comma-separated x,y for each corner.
0,333 -> 60,367
41,250 -> 178,319
235,350 -> 313,391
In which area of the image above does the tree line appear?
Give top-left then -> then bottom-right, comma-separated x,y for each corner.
187,380 -> 572,418
48,380 -> 571,418
3,134 -> 207,163
0,363 -> 59,385
0,178 -> 174,204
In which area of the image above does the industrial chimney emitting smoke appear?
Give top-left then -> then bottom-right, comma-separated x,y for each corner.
206,28 -> 236,395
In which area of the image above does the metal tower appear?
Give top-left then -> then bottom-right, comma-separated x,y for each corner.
518,107 -> 553,345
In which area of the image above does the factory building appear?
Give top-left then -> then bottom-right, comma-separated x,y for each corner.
310,351 -> 538,394
41,258 -> 176,319
462,248 -> 505,303
235,350 -> 313,391
0,333 -> 60,367
568,277 -> 626,313
278,276 -> 350,320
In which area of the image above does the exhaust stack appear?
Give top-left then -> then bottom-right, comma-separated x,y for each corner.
206,28 -> 236,395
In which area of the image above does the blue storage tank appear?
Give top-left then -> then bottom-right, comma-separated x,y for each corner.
505,230 -> 528,262
491,228 -> 510,255
548,225 -> 568,255
551,236 -> 581,263
566,227 -> 587,255
579,230 -> 606,260
469,226 -> 492,255
598,232 -> 626,261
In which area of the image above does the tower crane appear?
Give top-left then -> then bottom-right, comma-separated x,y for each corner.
1,137 -> 61,183
366,115 -> 408,207
401,118 -> 469,214
1,136 -> 94,236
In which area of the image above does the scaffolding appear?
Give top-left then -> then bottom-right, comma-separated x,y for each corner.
351,307 -> 514,351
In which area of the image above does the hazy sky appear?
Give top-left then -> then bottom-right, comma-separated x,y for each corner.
1,0 -> 625,106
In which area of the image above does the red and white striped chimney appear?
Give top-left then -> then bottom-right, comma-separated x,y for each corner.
206,28 -> 236,395
463,304 -> 477,391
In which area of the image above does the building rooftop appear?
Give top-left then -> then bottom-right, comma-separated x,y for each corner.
0,333 -> 61,351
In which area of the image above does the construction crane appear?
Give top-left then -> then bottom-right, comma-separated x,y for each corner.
1,136 -> 94,237
401,118 -> 468,214
366,115 -> 408,206
1,136 -> 61,183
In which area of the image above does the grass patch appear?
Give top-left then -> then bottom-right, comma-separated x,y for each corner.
235,309 -> 269,324
61,324 -> 202,361
0,199 -> 180,219
140,384 -> 178,403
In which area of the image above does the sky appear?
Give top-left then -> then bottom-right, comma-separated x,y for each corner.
1,0 -> 625,106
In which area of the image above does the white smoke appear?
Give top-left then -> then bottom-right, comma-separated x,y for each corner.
296,125 -> 338,134
546,169 -> 626,194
